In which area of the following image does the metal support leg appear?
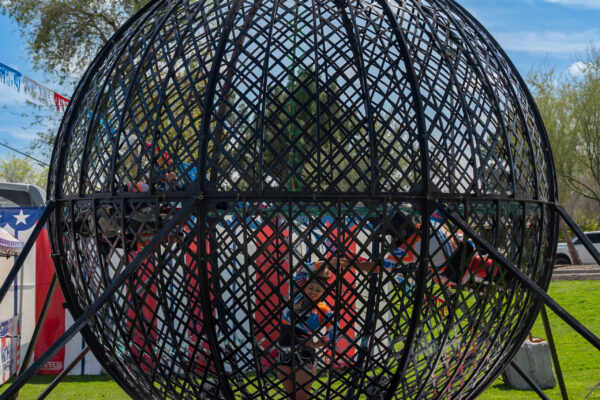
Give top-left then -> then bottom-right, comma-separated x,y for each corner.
36,347 -> 91,400
0,197 -> 196,400
18,273 -> 58,376
9,273 -> 59,400
509,361 -> 552,400
435,202 -> 600,352
541,307 -> 569,400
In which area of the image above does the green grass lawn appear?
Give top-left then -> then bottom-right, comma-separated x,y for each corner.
1,280 -> 598,399
0,375 -> 129,399
480,280 -> 600,400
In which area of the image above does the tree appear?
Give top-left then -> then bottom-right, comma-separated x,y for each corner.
528,68 -> 579,201
259,67 -> 369,192
0,1 -> 145,161
0,155 -> 48,187
0,0 -> 145,85
528,67 -> 583,263
528,44 -> 600,263
568,45 -> 600,207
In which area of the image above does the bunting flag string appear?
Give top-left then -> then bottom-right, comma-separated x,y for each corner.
0,62 -> 69,112
23,76 -> 55,108
54,93 -> 70,112
0,63 -> 22,92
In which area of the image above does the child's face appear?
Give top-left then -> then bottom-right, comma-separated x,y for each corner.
305,281 -> 325,301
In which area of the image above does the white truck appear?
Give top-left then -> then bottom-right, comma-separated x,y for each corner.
555,231 -> 600,265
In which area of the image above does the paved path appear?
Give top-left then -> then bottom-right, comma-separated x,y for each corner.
552,264 -> 600,281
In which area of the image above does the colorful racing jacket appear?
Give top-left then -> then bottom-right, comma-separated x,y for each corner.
281,262 -> 336,344
382,210 -> 475,286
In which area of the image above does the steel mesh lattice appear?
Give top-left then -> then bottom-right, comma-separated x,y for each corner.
47,0 -> 558,399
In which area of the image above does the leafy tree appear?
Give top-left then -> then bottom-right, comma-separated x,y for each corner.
0,0 -> 145,85
0,155 -> 48,187
1,1 -> 146,161
528,45 -> 600,263
260,67 -> 367,192
568,45 -> 600,206
528,69 -> 583,263
528,68 -> 579,201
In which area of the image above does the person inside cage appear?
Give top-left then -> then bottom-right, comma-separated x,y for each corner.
347,209 -> 499,291
124,143 -> 185,193
94,140 -> 190,250
278,261 -> 339,400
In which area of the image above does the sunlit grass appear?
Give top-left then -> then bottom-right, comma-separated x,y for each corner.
0,281 -> 597,399
480,280 -> 600,400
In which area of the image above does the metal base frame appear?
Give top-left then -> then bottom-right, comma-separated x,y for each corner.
0,200 -> 596,399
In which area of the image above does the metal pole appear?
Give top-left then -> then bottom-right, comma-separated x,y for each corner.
36,347 -> 91,400
0,197 -> 196,400
17,273 -> 58,376
435,202 -> 600,352
509,361 -> 552,400
541,307 -> 569,400
556,205 -> 600,265
8,274 -> 59,400
0,202 -> 56,305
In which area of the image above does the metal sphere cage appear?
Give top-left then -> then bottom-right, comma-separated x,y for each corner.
47,0 -> 558,399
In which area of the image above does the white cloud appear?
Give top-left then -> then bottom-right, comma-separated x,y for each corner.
10,131 -> 38,141
542,0 -> 600,9
495,29 -> 598,53
568,61 -> 588,77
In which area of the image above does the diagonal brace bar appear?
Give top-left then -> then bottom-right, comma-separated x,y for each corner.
9,274 -> 59,400
36,346 -> 91,400
509,361 -> 552,400
556,204 -> 600,265
541,307 -> 569,400
435,201 -> 600,352
0,197 -> 197,400
18,273 -> 58,377
0,201 -> 56,305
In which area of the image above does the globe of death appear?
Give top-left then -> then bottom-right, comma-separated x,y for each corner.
47,0 -> 558,399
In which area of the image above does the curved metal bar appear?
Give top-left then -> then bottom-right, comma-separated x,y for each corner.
443,1 -> 540,200
0,198 -> 196,400
375,0 -> 430,193
436,201 -> 600,352
147,0 -> 212,195
334,0 -> 378,194
403,1 -> 481,196
384,200 -> 433,400
436,1 -> 517,198
43,1 -> 564,399
36,347 -> 91,400
509,361 -> 553,400
448,0 -> 558,203
198,0 -> 263,189
46,0 -> 165,201
464,201 -> 557,400
257,1 -> 281,193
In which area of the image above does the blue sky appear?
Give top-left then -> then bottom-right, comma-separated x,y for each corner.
0,0 -> 598,162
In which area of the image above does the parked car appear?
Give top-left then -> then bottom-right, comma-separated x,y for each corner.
555,231 -> 600,265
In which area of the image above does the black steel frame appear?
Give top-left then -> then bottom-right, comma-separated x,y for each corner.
1,0 -> 598,399
0,203 -> 596,400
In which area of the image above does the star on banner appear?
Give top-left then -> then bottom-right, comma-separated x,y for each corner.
13,210 -> 29,226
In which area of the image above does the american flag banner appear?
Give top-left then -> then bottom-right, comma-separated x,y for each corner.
0,207 -> 101,376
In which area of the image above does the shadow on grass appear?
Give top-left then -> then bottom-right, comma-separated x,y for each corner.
488,382 -> 519,392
